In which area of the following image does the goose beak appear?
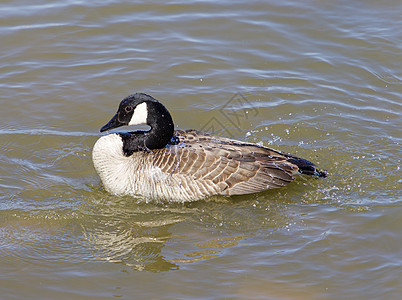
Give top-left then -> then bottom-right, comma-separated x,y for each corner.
100,113 -> 124,132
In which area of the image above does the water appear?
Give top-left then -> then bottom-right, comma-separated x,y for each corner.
1,0 -> 401,299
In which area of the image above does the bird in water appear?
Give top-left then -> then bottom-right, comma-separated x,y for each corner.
92,93 -> 327,202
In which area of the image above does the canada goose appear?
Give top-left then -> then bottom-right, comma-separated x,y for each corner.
92,93 -> 327,202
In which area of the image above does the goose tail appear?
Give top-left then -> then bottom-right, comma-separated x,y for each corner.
287,157 -> 327,178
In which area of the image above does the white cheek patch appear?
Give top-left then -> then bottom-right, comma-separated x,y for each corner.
129,102 -> 148,125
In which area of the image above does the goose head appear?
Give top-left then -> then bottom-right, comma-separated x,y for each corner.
100,93 -> 175,150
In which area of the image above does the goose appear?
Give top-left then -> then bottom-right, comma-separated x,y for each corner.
92,93 -> 327,202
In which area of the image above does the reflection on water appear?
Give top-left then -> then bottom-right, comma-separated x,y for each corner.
171,235 -> 247,263
79,193 -> 291,272
81,199 -> 186,271
83,222 -> 180,271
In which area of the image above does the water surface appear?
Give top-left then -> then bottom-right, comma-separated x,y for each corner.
1,0 -> 401,299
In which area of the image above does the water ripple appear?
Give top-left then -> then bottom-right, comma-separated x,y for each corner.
1,0 -> 401,298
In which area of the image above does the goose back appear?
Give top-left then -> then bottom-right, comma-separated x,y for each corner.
93,129 -> 302,202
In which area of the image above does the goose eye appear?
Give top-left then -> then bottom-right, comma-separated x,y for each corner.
125,106 -> 133,113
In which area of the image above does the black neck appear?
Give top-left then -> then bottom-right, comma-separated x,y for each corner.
145,100 -> 174,149
119,101 -> 175,156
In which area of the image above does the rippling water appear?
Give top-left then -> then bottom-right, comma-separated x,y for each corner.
1,0 -> 401,299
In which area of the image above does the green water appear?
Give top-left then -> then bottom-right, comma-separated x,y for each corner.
1,0 -> 401,299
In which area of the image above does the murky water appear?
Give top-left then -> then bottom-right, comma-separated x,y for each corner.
1,0 -> 401,299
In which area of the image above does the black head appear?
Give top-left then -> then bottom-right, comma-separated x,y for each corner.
100,93 -> 175,150
100,93 -> 160,132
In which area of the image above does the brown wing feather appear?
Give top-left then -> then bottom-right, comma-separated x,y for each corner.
150,129 -> 300,198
